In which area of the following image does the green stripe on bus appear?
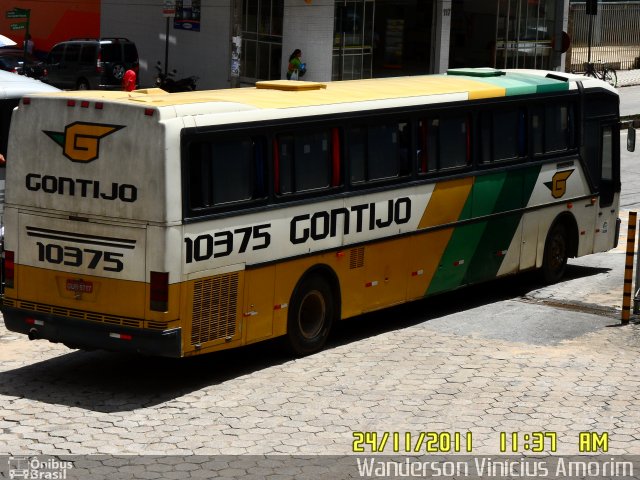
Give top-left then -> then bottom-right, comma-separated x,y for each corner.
425,165 -> 542,294
463,72 -> 568,96
506,72 -> 569,93
471,76 -> 537,96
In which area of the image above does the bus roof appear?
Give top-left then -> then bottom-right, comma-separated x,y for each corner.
31,68 -> 606,114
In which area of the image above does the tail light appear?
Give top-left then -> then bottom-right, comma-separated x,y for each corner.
4,250 -> 14,289
150,271 -> 169,312
96,51 -> 104,73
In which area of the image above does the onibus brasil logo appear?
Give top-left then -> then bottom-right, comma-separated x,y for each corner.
8,456 -> 73,479
44,122 -> 124,163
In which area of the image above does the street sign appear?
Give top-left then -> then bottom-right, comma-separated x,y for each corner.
6,8 -> 29,19
9,23 -> 25,30
163,0 -> 175,17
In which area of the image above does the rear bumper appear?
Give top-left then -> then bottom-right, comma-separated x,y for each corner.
1,303 -> 182,357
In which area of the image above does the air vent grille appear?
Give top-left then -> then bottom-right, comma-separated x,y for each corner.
350,247 -> 365,269
191,273 -> 239,345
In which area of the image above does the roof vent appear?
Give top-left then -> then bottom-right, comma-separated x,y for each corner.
255,80 -> 327,91
447,68 -> 506,77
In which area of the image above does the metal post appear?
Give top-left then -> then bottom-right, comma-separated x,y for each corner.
634,212 -> 640,314
164,17 -> 170,77
587,11 -> 593,64
230,0 -> 242,88
622,212 -> 637,324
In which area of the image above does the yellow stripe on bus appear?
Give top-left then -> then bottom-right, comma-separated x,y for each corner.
418,177 -> 474,229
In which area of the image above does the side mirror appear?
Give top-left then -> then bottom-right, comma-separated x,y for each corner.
628,125 -> 636,152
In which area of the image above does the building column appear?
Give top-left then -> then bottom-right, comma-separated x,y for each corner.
431,0 -> 452,73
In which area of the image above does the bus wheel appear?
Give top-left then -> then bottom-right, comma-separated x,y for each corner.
541,222 -> 568,284
287,276 -> 334,356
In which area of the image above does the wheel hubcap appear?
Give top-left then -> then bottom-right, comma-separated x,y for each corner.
298,290 -> 326,339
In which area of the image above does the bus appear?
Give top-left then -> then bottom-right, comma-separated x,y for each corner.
0,70 -> 59,225
0,68 -> 630,357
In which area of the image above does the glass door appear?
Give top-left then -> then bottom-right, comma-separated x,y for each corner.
332,0 -> 375,80
495,0 -> 554,70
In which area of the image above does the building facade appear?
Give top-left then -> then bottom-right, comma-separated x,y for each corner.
98,0 -> 569,90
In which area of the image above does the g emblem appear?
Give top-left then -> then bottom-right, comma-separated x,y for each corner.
44,122 -> 124,163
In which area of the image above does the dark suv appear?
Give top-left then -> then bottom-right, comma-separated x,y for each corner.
43,38 -> 139,90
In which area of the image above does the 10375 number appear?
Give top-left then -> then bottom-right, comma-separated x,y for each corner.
36,242 -> 124,272
184,224 -> 271,263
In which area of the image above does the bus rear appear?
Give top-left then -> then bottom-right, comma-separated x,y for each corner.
1,92 -> 184,356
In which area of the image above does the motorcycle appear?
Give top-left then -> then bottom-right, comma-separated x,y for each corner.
155,61 -> 198,92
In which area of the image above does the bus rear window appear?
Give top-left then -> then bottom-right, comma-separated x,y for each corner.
187,136 -> 266,211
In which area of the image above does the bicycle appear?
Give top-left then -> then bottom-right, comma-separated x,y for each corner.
583,61 -> 618,87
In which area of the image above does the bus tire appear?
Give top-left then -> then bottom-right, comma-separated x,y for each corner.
541,222 -> 568,284
287,275 -> 334,356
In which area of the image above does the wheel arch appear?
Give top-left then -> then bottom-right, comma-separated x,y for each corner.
552,211 -> 579,258
290,264 -> 342,322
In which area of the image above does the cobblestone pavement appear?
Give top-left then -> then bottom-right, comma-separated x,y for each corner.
1,241 -> 640,460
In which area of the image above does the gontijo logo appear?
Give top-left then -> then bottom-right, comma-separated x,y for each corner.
44,122 -> 124,163
544,169 -> 574,199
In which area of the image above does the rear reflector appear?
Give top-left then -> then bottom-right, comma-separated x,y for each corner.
150,271 -> 169,312
4,250 -> 14,288
110,332 -> 132,341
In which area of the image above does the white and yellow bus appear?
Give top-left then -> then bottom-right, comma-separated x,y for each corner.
0,68 -> 629,357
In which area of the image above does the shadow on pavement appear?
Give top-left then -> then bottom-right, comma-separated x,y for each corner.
0,263 -> 610,412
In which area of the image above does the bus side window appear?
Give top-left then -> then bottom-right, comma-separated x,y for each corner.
533,102 -> 575,156
420,116 -> 468,171
368,123 -> 400,180
276,129 -> 333,194
482,108 -> 526,163
439,116 -> 469,169
349,121 -> 410,184
545,103 -> 573,152
493,109 -> 520,161
348,126 -> 367,184
532,106 -> 544,155
187,136 -> 264,210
